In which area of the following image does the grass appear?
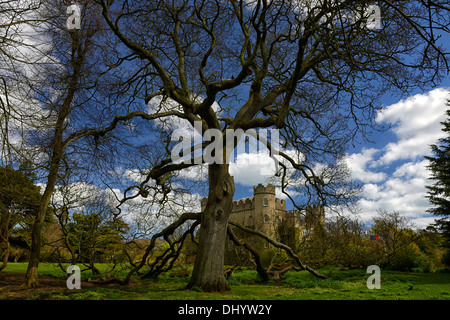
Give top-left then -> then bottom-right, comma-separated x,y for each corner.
1,263 -> 450,300
1,262 -> 124,278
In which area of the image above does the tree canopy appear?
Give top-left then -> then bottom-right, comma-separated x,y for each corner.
0,166 -> 41,271
0,0 -> 449,291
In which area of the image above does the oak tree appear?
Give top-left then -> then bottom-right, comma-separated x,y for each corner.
92,0 -> 449,291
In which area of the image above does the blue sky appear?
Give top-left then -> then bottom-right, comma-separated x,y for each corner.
121,75 -> 450,230
4,0 -> 449,232
225,3 -> 450,229
347,86 -> 450,227
229,84 -> 450,229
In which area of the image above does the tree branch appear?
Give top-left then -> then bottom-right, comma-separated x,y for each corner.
228,220 -> 326,279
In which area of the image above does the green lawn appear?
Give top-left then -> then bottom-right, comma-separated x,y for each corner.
2,262 -> 117,277
1,263 -> 450,300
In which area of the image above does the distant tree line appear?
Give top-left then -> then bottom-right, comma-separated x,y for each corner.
2,166 -> 448,278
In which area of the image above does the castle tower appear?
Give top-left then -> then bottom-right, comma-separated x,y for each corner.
222,184 -> 326,265
253,183 -> 276,234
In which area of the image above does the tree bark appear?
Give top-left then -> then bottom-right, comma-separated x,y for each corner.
23,166 -> 60,287
0,241 -> 10,272
0,205 -> 13,272
186,164 -> 235,292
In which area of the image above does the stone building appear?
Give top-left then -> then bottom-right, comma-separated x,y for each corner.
200,184 -> 325,262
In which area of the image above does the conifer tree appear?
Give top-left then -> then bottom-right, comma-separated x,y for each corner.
426,99 -> 450,252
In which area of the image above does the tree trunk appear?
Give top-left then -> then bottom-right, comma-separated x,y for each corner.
186,164 -> 234,292
22,222 -> 42,287
23,183 -> 57,287
89,251 -> 101,275
0,206 -> 12,272
0,240 -> 10,272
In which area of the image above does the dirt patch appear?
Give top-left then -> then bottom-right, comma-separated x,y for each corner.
0,272 -> 137,300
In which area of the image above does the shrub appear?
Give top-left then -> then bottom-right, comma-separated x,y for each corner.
390,247 -> 418,271
442,250 -> 450,267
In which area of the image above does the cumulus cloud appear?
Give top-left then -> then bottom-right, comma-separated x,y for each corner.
359,164 -> 431,219
345,148 -> 386,183
229,151 -> 276,186
148,94 -> 222,133
345,88 -> 449,228
376,88 -> 449,165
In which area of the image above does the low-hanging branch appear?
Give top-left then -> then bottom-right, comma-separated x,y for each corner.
119,212 -> 201,284
142,220 -> 200,279
226,226 -> 269,282
227,220 -> 327,279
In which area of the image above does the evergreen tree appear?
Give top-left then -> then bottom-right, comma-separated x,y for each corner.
0,166 -> 41,271
426,100 -> 450,253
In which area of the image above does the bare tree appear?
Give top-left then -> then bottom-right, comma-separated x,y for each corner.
85,0 -> 450,292
20,0 -> 107,287
3,0 -> 448,291
372,209 -> 418,267
0,0 -> 45,164
0,0 -> 128,287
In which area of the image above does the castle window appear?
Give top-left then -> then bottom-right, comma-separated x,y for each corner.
264,214 -> 269,224
248,215 -> 254,226
263,198 -> 268,206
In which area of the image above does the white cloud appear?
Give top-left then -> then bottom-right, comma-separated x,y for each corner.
376,88 -> 449,165
49,182 -> 114,213
345,88 -> 449,229
355,158 -> 432,226
147,94 -> 222,133
176,165 -> 209,182
229,147 -> 307,187
393,159 -> 429,180
229,152 -> 276,186
275,186 -> 300,200
345,148 -> 386,183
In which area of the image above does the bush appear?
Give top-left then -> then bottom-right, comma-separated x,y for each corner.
228,270 -> 259,284
442,250 -> 450,267
414,252 -> 433,273
387,244 -> 434,272
390,247 -> 418,271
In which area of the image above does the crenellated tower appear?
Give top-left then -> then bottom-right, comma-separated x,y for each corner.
253,183 -> 277,234
201,184 -> 325,263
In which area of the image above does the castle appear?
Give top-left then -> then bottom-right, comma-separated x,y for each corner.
201,184 -> 325,259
